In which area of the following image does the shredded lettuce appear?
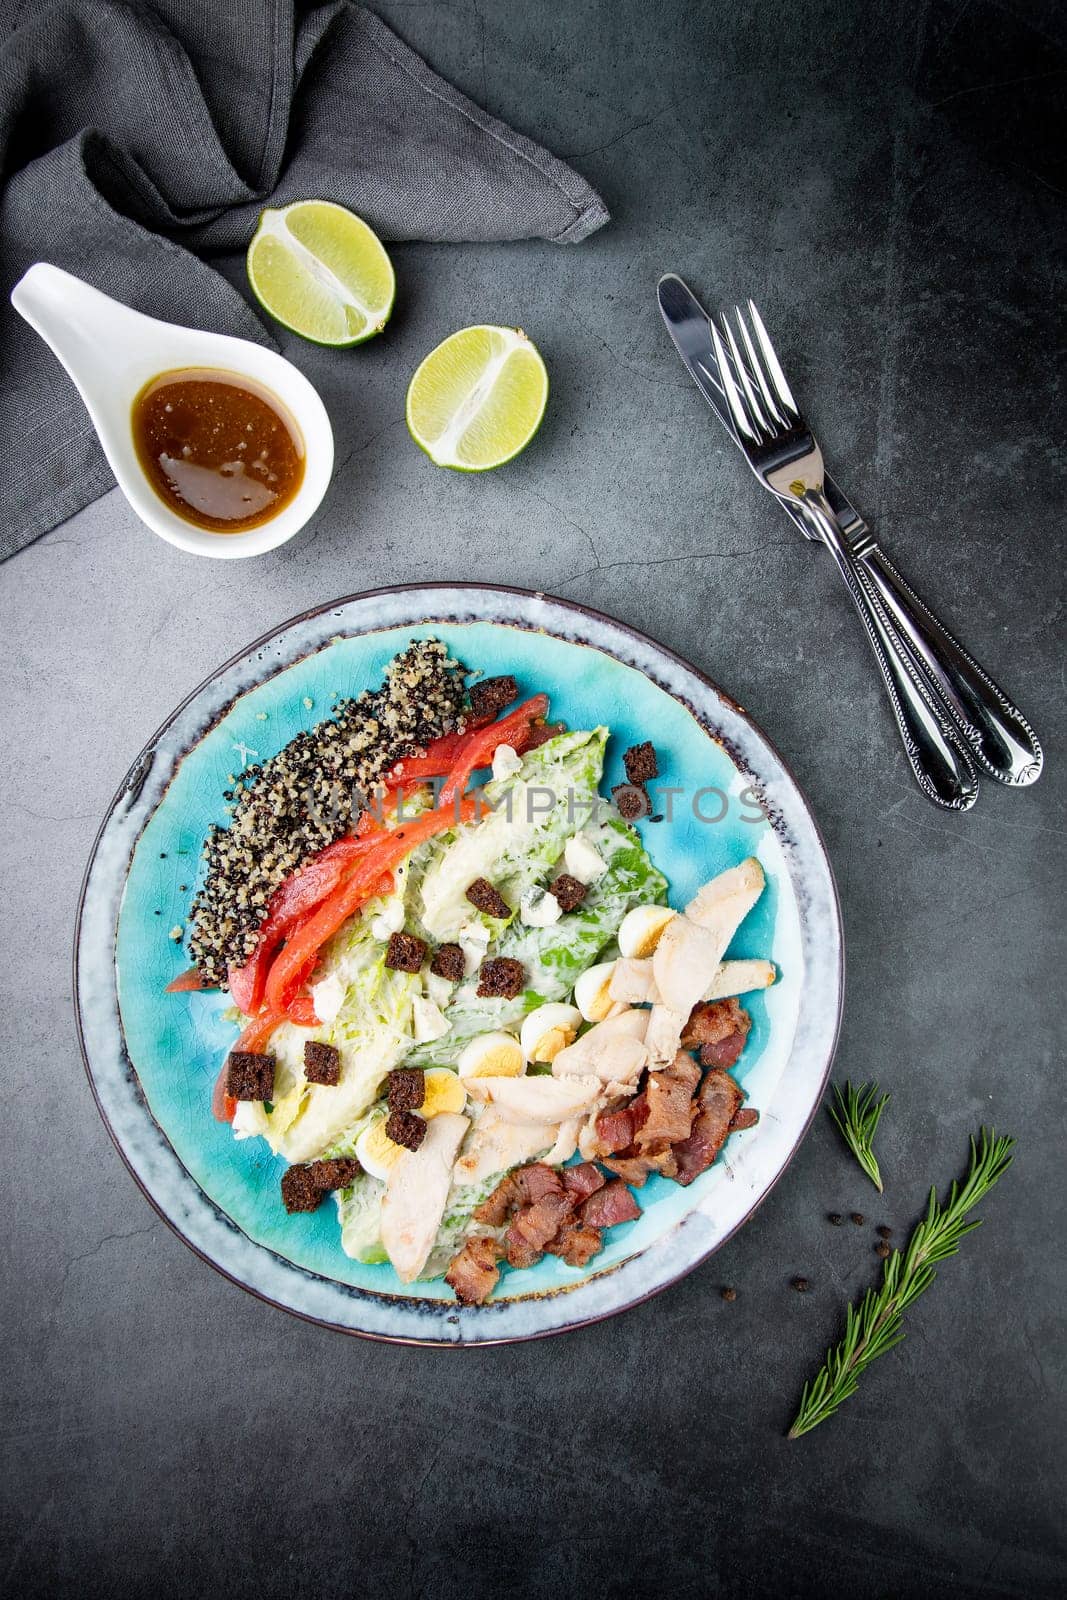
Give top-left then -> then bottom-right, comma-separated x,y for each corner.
405,812 -> 667,1066
413,728 -> 609,942
421,1170 -> 506,1277
335,1172 -> 388,1263
233,881 -> 426,1160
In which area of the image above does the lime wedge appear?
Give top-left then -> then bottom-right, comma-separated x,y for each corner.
406,325 -> 549,471
246,200 -> 395,347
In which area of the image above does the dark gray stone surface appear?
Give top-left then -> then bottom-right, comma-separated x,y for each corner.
0,2 -> 1064,1596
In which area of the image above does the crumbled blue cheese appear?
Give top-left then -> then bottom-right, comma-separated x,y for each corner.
311,972 -> 346,1024
491,742 -> 523,782
425,971 -> 455,1009
412,994 -> 450,1043
370,898 -> 406,941
457,919 -> 492,975
520,887 -> 562,928
564,831 -> 607,884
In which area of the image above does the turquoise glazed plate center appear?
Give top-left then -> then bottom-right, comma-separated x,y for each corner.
76,586 -> 842,1344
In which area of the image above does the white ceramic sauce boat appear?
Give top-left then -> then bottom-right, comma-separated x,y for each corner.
11,263 -> 334,559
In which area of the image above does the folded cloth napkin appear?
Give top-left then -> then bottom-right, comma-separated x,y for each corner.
0,0 -> 608,560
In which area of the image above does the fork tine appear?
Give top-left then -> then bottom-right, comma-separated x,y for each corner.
720,315 -> 771,435
734,306 -> 788,429
747,299 -> 798,418
710,321 -> 759,444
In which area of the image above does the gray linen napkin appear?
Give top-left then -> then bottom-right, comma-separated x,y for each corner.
0,0 -> 608,560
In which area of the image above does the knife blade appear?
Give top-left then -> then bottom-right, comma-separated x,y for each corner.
657,272 -> 865,540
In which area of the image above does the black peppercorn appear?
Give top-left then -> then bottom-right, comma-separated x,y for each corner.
851,1212 -> 865,1226
828,1212 -> 843,1226
875,1241 -> 891,1259
721,1286 -> 737,1302
876,1224 -> 892,1240
791,1276 -> 810,1293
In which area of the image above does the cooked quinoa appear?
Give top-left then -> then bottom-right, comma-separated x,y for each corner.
188,639 -> 467,986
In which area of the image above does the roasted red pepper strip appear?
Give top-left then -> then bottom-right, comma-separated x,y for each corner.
165,967 -> 213,993
211,1069 -> 237,1124
386,729 -> 470,780
285,993 -> 320,1027
437,695 -> 550,809
227,833 -> 384,1013
264,802 -> 474,1014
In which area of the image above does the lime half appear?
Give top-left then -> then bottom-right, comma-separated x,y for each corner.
247,200 -> 395,347
406,325 -> 549,471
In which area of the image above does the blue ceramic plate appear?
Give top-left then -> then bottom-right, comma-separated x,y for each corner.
75,586 -> 842,1344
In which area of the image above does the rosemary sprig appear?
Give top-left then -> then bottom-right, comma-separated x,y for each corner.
829,1079 -> 890,1191
789,1127 -> 1015,1439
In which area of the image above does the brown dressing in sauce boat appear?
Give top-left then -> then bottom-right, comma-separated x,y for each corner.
132,368 -> 305,534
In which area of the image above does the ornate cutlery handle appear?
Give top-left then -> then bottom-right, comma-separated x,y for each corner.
798,489 -> 980,811
850,537 -> 1043,786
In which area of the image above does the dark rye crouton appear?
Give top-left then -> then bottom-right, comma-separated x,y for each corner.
465,877 -> 510,919
623,741 -> 659,784
226,1050 -> 275,1102
384,931 -> 427,973
280,1157 -> 361,1214
388,1067 -> 425,1113
309,1158 -> 362,1191
476,957 -> 525,999
280,1166 -> 322,1213
468,674 -> 518,724
386,1109 -> 427,1151
548,873 -> 587,912
430,941 -> 465,981
303,1040 -> 340,1086
612,783 -> 649,820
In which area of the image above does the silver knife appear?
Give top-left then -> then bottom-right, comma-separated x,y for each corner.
657,273 -> 1043,787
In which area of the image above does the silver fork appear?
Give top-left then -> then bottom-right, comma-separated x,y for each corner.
710,303 -> 980,811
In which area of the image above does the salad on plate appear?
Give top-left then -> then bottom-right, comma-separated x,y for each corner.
167,639 -> 776,1304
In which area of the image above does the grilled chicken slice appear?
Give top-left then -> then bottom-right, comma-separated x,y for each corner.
470,1073 -> 602,1125
703,958 -> 776,1001
551,1008 -> 649,1082
684,857 -> 765,943
381,1111 -> 469,1282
